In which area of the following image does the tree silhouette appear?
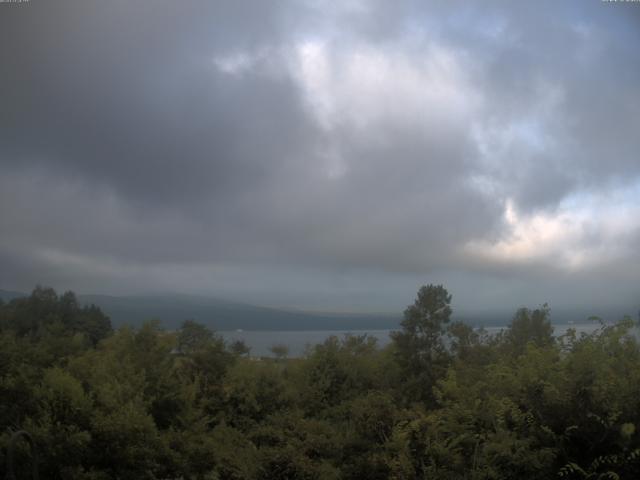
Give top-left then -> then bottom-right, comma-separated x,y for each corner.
391,284 -> 452,403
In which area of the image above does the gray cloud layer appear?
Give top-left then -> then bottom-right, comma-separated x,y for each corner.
1,0 -> 639,314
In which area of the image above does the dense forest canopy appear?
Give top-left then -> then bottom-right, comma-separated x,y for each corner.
1,285 -> 640,479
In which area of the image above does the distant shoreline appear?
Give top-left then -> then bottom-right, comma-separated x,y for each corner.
218,322 -> 609,358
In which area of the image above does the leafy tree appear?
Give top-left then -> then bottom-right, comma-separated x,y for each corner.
391,284 -> 452,404
270,344 -> 290,361
504,304 -> 554,355
0,286 -> 111,347
230,339 -> 251,357
301,334 -> 391,413
76,304 -> 112,347
177,319 -> 214,354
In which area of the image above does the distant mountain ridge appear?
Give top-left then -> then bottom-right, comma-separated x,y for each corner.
0,289 -> 25,302
1,289 -> 632,331
0,289 -> 400,331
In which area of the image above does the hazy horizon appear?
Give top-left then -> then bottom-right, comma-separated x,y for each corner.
1,287 -> 634,331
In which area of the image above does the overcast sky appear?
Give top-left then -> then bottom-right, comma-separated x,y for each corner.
1,0 -> 639,316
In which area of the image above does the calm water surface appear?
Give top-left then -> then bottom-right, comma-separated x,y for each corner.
220,322 -> 604,357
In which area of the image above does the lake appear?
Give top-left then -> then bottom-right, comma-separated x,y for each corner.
220,322 -> 605,357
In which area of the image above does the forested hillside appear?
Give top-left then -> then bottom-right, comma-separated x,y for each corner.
1,286 -> 639,479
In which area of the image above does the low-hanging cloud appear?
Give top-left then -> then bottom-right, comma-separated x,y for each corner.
1,0 -> 639,313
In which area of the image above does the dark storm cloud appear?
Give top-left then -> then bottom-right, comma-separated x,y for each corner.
1,0 -> 310,206
1,0 -> 639,311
